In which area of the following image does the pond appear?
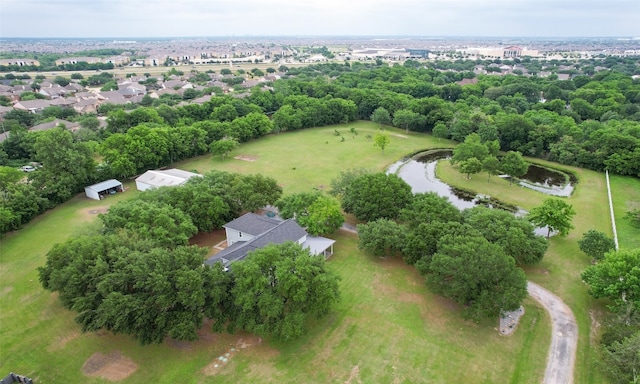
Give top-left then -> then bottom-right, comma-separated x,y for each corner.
387,149 -> 573,236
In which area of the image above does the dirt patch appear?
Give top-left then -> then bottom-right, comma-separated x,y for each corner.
202,335 -> 267,376
345,365 -> 362,384
391,134 -> 408,139
82,351 -> 137,381
234,155 -> 258,162
78,206 -> 109,221
1,286 -> 12,295
48,330 -> 80,351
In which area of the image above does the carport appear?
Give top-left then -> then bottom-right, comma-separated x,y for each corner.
84,179 -> 124,200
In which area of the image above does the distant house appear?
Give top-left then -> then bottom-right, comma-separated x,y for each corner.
13,99 -> 51,113
85,179 -> 124,200
30,119 -> 80,132
205,213 -> 336,270
135,168 -> 202,191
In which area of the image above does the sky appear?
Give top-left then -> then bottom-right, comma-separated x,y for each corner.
0,0 -> 639,38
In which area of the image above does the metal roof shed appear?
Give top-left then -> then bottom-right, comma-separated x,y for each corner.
84,179 -> 124,200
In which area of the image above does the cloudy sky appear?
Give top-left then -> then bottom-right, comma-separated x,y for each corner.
1,0 -> 638,38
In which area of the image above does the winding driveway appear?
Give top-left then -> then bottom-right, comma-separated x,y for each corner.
527,282 -> 578,384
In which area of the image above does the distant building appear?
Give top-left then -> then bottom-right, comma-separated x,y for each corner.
0,59 -> 40,67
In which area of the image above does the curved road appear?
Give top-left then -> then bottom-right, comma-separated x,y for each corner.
527,282 -> 578,384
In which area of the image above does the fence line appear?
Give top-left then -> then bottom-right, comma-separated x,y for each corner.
605,170 -> 619,251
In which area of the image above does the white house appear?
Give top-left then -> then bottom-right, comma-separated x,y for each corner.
205,212 -> 335,269
135,169 -> 202,191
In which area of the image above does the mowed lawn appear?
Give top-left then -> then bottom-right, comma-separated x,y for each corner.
609,174 -> 640,250
437,157 -> 629,384
2,124 -> 556,383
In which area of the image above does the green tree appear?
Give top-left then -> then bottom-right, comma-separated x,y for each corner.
451,133 -> 489,165
357,219 -> 405,257
464,206 -> 548,264
500,151 -> 529,185
100,200 -> 197,248
599,331 -> 640,384
528,198 -> 576,238
399,192 -> 461,229
31,127 -> 95,204
0,166 -> 23,189
276,192 -> 343,235
210,137 -> 239,160
38,234 -> 231,344
373,130 -> 391,153
432,122 -> 449,140
329,168 -> 370,198
482,156 -> 501,181
342,173 -> 413,222
625,209 -> 640,228
370,107 -> 391,125
578,230 -> 616,261
393,109 -> 423,133
304,195 -> 344,235
426,234 -> 528,320
230,242 -> 341,340
582,249 -> 640,318
459,157 -> 483,179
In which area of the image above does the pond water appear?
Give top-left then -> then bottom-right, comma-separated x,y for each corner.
387,149 -> 570,237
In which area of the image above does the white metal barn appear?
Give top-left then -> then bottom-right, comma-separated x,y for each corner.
135,169 -> 202,191
84,179 -> 124,200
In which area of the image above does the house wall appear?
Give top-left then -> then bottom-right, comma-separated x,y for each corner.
225,228 -> 255,246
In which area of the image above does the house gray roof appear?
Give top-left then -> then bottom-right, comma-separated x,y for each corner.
223,212 -> 281,236
206,217 -> 307,267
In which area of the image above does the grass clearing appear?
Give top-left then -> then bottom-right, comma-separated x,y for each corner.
608,174 -> 640,250
1,124 -> 605,383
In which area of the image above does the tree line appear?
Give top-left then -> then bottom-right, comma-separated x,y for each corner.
3,61 -> 640,235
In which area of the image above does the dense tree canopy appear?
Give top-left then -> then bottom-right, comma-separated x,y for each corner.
582,249 -> 640,316
342,172 -> 413,222
230,242 -> 341,340
38,234 -> 231,344
426,234 -> 528,320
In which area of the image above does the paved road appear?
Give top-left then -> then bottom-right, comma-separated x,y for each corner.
527,281 -> 578,384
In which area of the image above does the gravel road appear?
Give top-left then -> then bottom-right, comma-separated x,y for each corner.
527,281 -> 578,384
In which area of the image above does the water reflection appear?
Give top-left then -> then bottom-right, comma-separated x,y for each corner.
388,149 -> 559,236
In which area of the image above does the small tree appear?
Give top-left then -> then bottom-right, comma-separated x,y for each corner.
357,219 -> 405,257
500,151 -> 529,185
370,107 -> 391,126
432,122 -> 449,140
459,158 -> 483,179
373,131 -> 391,153
482,156 -> 501,181
210,137 -> 239,160
527,198 -> 576,238
624,209 -> 640,228
578,230 -> 616,261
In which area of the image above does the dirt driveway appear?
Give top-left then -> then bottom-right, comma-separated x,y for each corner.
527,281 -> 578,384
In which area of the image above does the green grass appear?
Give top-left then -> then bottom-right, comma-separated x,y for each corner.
608,174 -> 640,250
177,122 -> 455,194
0,124 -> 594,383
437,157 -> 621,384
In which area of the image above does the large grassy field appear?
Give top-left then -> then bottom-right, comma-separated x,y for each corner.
4,123 -> 612,383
